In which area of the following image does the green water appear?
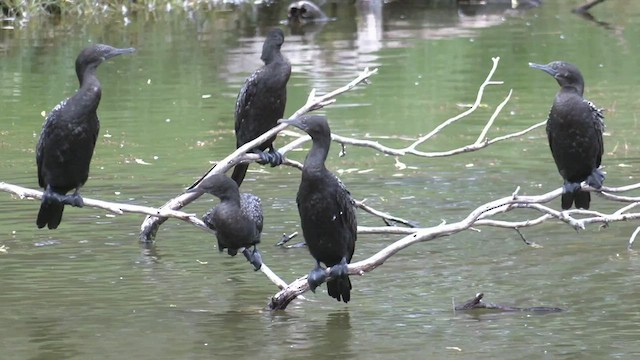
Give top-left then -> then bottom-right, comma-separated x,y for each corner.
2,1 -> 640,358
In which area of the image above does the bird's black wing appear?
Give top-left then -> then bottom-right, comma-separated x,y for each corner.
544,110 -> 555,158
586,100 -> 605,168
234,68 -> 264,146
36,99 -> 68,188
241,193 -> 263,234
335,174 -> 357,261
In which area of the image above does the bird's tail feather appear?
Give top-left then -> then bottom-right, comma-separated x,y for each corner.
574,191 -> 590,210
326,276 -> 352,303
37,201 -> 65,229
231,163 -> 249,187
562,190 -> 590,210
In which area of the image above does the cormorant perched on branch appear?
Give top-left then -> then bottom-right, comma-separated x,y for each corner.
188,174 -> 264,270
231,28 -> 291,187
279,115 -> 357,303
36,44 -> 135,229
529,61 -> 605,210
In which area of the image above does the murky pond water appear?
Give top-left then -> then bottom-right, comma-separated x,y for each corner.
2,1 -> 640,358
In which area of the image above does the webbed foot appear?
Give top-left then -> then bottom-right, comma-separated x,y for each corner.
329,257 -> 349,279
256,149 -> 284,167
64,191 -> 84,208
243,246 -> 262,271
308,263 -> 327,293
586,168 -> 605,189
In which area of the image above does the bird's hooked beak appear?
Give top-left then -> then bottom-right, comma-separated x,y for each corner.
104,47 -> 136,61
278,117 -> 305,131
528,62 -> 557,77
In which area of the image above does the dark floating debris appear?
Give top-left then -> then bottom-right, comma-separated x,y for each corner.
275,232 -> 306,248
455,292 -> 563,313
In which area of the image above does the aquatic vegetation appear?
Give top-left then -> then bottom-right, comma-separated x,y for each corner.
0,0 -> 246,22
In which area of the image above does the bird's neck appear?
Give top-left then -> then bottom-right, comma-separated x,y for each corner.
303,135 -> 331,173
69,67 -> 102,114
76,67 -> 102,100
560,83 -> 584,97
217,192 -> 242,207
261,47 -> 284,65
77,64 -> 100,88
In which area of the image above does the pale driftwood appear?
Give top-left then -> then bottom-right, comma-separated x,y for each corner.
139,67 -> 378,241
267,183 -> 640,310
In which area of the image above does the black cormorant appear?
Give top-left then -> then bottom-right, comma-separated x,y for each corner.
279,115 -> 357,303
36,44 -> 135,229
188,174 -> 264,270
231,28 -> 291,187
529,61 -> 605,210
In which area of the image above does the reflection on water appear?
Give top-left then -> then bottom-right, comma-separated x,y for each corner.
25,316 -> 82,360
2,0 -> 640,358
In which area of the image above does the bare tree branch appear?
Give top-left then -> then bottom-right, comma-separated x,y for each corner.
267,183 -> 640,309
7,57 -> 631,311
138,67 -> 378,241
0,182 -> 196,219
0,181 -> 291,288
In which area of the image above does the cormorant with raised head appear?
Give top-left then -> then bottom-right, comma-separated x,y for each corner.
279,115 -> 357,303
232,28 -> 291,187
529,61 -> 605,210
188,174 -> 264,270
36,44 -> 135,229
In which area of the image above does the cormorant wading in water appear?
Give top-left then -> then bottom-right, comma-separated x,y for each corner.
188,174 -> 264,270
231,28 -> 291,187
36,44 -> 135,229
529,61 -> 605,210
279,115 -> 357,303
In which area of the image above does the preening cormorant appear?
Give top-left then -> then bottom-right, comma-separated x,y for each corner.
529,61 -> 605,210
36,44 -> 135,229
231,28 -> 291,187
279,115 -> 357,303
188,174 -> 264,270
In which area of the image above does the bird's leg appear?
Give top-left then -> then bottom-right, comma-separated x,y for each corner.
42,185 -> 64,204
243,245 -> 263,271
562,181 -> 581,194
64,188 -> 84,208
586,168 -> 605,189
307,261 -> 327,293
256,145 -> 284,167
329,257 -> 349,280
